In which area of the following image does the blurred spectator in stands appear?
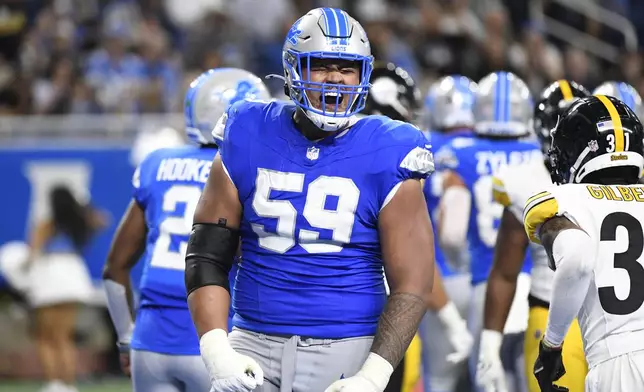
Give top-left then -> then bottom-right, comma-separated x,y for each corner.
0,1 -> 29,65
84,26 -> 145,113
32,57 -> 76,115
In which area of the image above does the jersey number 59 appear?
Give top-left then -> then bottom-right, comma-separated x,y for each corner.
251,169 -> 360,254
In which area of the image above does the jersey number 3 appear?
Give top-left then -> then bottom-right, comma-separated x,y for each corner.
599,212 -> 644,315
251,168 -> 360,254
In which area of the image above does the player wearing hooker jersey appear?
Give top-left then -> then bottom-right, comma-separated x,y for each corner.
477,80 -> 590,392
525,95 -> 644,392
102,68 -> 271,392
186,7 -> 436,392
436,71 -> 538,392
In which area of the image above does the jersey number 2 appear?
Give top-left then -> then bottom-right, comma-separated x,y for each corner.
599,212 -> 644,315
149,185 -> 202,270
252,169 -> 360,254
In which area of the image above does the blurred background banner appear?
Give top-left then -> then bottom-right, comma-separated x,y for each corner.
0,142 -> 144,293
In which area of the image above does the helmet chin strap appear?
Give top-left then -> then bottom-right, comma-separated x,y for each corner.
304,109 -> 358,132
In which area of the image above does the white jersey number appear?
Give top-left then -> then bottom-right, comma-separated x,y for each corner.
599,212 -> 644,315
149,185 -> 203,270
473,176 -> 503,247
251,168 -> 360,254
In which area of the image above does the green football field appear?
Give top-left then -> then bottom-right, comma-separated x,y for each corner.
0,379 -> 131,392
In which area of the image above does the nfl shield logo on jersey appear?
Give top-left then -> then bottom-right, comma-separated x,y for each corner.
306,146 -> 320,161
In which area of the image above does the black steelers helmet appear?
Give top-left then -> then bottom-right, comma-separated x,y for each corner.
534,80 -> 590,154
364,62 -> 421,123
549,95 -> 644,185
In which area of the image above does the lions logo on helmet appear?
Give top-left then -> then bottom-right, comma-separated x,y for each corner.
534,80 -> 590,154
548,95 -> 644,184
184,68 -> 271,145
282,7 -> 374,132
474,72 -> 533,137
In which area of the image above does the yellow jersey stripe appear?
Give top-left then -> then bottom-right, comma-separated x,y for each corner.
523,197 -> 558,244
558,80 -> 573,101
597,95 -> 624,152
491,177 -> 510,206
525,190 -> 550,207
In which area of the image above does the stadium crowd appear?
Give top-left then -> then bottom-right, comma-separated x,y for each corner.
0,0 -> 642,117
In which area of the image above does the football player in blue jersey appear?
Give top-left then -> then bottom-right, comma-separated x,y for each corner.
435,71 -> 540,392
186,7 -> 436,392
102,68 -> 271,392
421,75 -> 478,392
365,64 -> 474,392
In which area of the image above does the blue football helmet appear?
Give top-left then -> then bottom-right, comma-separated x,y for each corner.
184,68 -> 271,145
473,71 -> 533,137
592,81 -> 643,119
424,75 -> 477,131
282,7 -> 374,132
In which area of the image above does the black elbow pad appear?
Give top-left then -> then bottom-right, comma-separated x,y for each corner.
185,223 -> 239,295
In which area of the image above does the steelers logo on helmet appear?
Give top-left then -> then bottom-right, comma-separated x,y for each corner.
534,80 -> 590,155
548,95 -> 644,185
282,7 -> 374,132
363,62 -> 420,123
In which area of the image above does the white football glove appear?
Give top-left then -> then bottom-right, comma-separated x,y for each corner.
437,302 -> 474,364
200,329 -> 264,392
476,329 -> 508,392
324,353 -> 393,392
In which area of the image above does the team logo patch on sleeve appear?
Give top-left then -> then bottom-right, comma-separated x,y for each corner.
132,167 -> 141,189
211,113 -> 228,142
400,147 -> 435,174
434,147 -> 459,170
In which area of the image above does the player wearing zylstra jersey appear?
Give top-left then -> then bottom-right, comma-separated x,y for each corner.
437,71 -> 538,392
525,95 -> 644,392
363,64 -> 473,392
477,80 -> 590,392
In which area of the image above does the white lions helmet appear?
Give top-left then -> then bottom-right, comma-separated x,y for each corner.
282,7 -> 374,132
184,68 -> 271,145
474,71 -> 533,137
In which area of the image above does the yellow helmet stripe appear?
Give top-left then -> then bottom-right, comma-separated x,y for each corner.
596,95 -> 624,152
558,80 -> 573,101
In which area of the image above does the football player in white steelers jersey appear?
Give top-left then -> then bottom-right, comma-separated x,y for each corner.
102,68 -> 271,392
187,7 -> 436,392
477,80 -> 590,392
524,95 -> 644,392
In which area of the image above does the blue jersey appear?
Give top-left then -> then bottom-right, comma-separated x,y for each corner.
130,145 -> 217,355
218,100 -> 433,339
423,129 -> 473,277
435,136 -> 541,285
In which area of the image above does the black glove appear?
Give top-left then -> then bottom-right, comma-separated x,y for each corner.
533,339 -> 569,392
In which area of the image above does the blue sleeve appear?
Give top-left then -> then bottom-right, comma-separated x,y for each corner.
376,124 -> 435,209
215,100 -> 252,199
132,150 -> 160,208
